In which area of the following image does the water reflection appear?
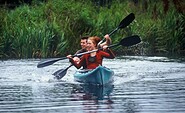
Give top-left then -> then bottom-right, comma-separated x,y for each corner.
72,84 -> 114,100
70,84 -> 114,112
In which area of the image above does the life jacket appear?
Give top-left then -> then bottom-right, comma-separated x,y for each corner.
80,50 -> 112,69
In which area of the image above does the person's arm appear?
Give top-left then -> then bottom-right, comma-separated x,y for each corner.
99,34 -> 112,48
73,49 -> 84,63
67,55 -> 84,69
106,49 -> 115,59
100,47 -> 115,59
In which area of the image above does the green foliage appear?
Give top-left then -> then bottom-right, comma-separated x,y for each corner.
0,0 -> 184,59
160,11 -> 185,54
127,0 -> 185,56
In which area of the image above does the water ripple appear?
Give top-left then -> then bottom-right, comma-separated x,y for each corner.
0,56 -> 185,112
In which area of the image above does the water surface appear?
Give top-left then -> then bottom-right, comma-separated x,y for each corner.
0,56 -> 185,113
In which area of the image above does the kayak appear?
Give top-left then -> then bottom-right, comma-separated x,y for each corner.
74,66 -> 114,85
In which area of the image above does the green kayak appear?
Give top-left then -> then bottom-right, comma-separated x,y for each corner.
74,66 -> 114,85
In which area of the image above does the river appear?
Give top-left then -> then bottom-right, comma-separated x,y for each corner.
0,56 -> 185,113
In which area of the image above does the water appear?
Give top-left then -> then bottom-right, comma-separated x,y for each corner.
0,56 -> 185,113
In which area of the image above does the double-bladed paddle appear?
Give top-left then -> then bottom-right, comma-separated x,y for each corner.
37,13 -> 135,68
53,35 -> 141,79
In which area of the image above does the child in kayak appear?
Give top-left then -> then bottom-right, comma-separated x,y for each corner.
67,35 -> 115,69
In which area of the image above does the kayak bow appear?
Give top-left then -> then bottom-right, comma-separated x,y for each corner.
74,66 -> 114,85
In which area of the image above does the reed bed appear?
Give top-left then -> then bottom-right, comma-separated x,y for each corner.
0,0 -> 184,59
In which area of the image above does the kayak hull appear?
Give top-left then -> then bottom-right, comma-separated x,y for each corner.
74,66 -> 114,85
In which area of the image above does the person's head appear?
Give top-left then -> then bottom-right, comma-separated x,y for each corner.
80,36 -> 88,49
87,36 -> 101,51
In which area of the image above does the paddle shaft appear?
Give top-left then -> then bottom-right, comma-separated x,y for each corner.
98,13 -> 135,45
71,35 -> 140,58
98,27 -> 119,44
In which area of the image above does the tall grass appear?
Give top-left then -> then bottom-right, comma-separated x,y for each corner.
1,5 -> 54,58
0,0 -> 95,58
129,0 -> 185,55
0,0 -> 184,59
160,10 -> 185,54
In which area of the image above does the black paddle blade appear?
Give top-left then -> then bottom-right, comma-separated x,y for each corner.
37,57 -> 66,68
108,13 -> 135,37
53,69 -> 67,80
53,65 -> 73,80
119,13 -> 135,29
120,35 -> 141,47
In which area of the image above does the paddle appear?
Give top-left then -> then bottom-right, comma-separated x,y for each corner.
98,13 -> 135,45
53,35 -> 141,79
37,13 -> 135,68
37,57 -> 66,68
53,64 -> 73,80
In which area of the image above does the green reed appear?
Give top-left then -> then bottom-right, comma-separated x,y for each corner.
0,0 -> 184,59
128,1 -> 185,55
160,10 -> 185,54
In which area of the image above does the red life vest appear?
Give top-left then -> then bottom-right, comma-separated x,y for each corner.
78,50 -> 114,69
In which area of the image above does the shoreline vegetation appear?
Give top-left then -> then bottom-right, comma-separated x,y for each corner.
0,0 -> 184,59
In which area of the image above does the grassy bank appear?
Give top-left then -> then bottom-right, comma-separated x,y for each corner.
0,0 -> 184,59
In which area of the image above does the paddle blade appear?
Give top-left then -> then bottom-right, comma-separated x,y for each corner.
37,57 -> 66,68
53,69 -> 67,80
53,65 -> 73,80
108,13 -> 135,37
118,13 -> 135,29
120,35 -> 141,47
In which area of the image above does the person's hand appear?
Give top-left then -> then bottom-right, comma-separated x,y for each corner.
104,34 -> 110,39
102,45 -> 109,51
104,34 -> 112,45
67,55 -> 74,63
73,57 -> 80,63
67,55 -> 72,59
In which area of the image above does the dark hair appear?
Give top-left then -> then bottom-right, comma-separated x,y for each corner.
80,36 -> 89,40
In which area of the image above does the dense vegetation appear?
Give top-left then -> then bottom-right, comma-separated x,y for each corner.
0,0 -> 184,59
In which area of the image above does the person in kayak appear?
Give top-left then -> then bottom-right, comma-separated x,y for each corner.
73,34 -> 112,63
67,35 -> 115,69
73,36 -> 89,64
